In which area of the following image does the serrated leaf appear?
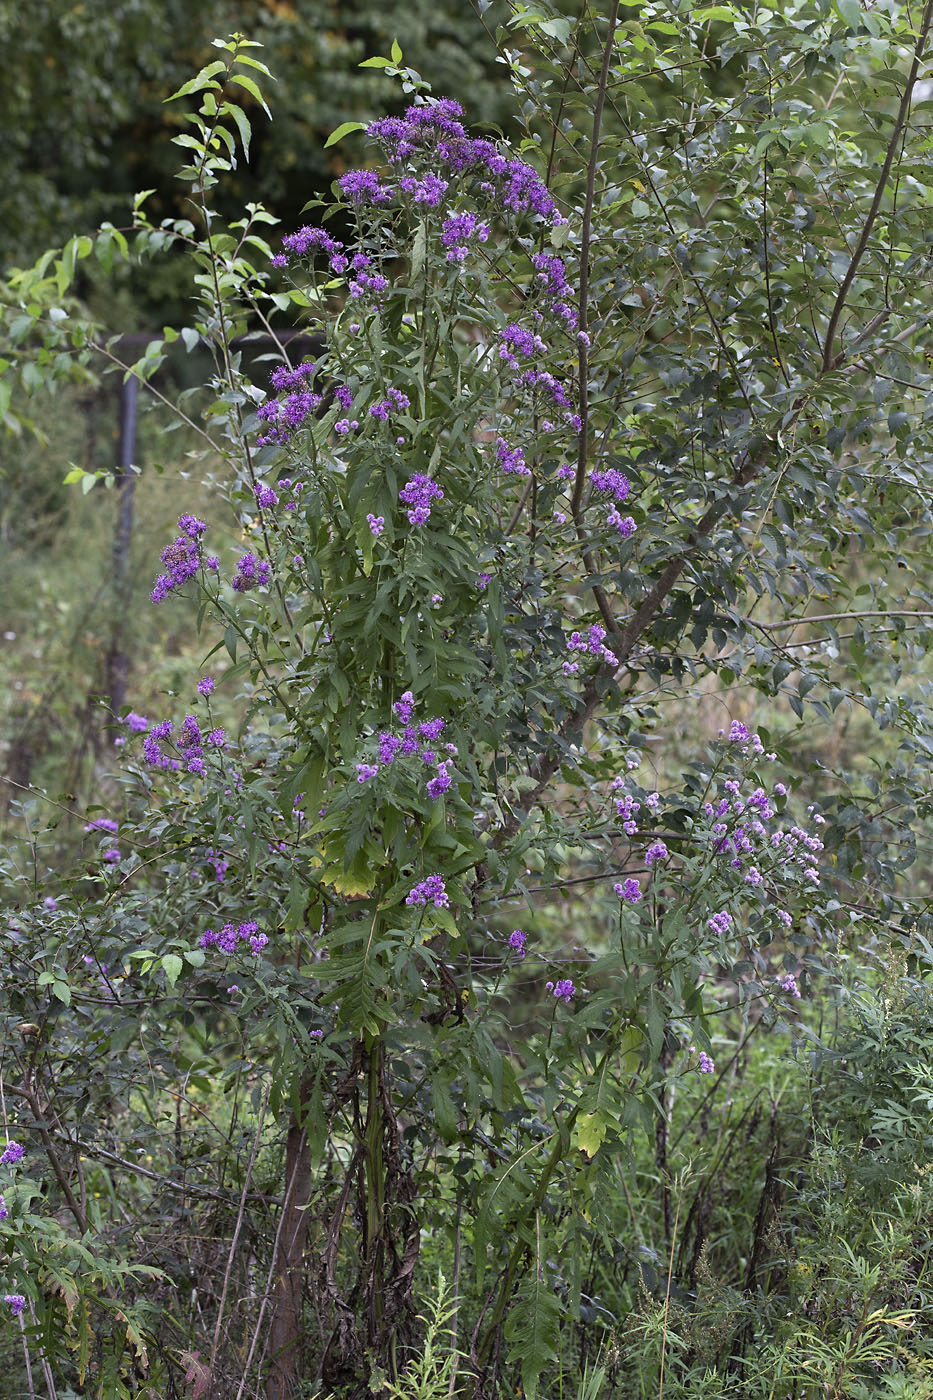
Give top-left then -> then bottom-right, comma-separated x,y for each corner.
572,1112 -> 608,1158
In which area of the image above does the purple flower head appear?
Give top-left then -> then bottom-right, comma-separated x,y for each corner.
254,483 -> 279,509
498,323 -> 546,366
378,732 -> 401,765
508,928 -> 527,959
335,385 -> 353,410
197,677 -> 215,698
613,878 -> 642,903
356,763 -> 379,783
339,169 -> 395,205
495,437 -> 529,476
697,1052 -> 715,1074
0,1195 -> 7,1220
4,1295 -> 25,1318
546,978 -> 576,1004
367,514 -> 385,537
708,911 -> 732,936
123,712 -> 149,733
590,468 -> 631,503
279,226 -> 341,261
201,921 -> 269,957
406,875 -> 449,909
394,691 -> 415,724
232,553 -> 271,593
441,211 -> 490,262
426,764 -> 451,800
349,271 -> 390,299
399,474 -> 444,525
151,523 -> 203,604
477,572 -> 492,590
644,841 -> 669,868
0,1141 -> 24,1167
178,715 -> 201,750
399,172 -> 449,206
207,729 -> 226,748
779,972 -> 801,998
84,818 -> 118,834
418,717 -> 445,742
607,507 -> 636,538
43,896 -> 57,911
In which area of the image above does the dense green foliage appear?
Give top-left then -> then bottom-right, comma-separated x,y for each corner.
3,3 -> 933,1398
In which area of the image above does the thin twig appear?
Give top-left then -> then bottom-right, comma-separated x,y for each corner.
210,1081 -> 271,1381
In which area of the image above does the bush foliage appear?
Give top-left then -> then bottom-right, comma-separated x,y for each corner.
3,4 -> 933,1397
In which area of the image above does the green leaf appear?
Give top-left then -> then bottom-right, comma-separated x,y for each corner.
166,61 -> 226,102
835,0 -> 861,29
572,1112 -> 609,1158
228,72 -> 272,116
324,121 -> 367,148
390,37 -> 403,64
161,954 -> 184,989
52,981 -> 71,1005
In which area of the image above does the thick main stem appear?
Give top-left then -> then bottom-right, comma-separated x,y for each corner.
267,1077 -> 313,1400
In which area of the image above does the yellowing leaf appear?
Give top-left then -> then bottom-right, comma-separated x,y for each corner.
573,1112 -> 609,1158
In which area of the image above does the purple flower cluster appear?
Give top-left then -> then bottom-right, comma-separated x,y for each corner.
367,514 -> 385,537
399,172 -> 449,206
122,712 -> 149,733
232,553 -> 271,593
442,211 -> 489,262
339,169 -> 395,206
258,362 -> 322,446
514,368 -> 573,411
273,226 -> 342,267
151,515 -> 206,604
613,878 -> 642,903
84,818 -> 118,835
355,694 -> 457,804
779,972 -> 801,998
4,1295 -> 25,1318
399,474 -> 444,525
546,978 -> 576,1003
254,484 -> 279,509
607,506 -> 636,538
369,387 -> 410,420
495,438 -> 529,476
644,841 -> 669,868
566,623 -> 618,669
590,468 -> 631,503
708,910 -> 733,935
200,921 -> 268,956
697,1052 -> 715,1074
197,676 -> 215,698
0,1142 -> 24,1167
700,770 -> 824,902
531,253 -> 578,328
0,1195 -> 7,1220
142,713 -> 218,777
499,324 -> 546,367
406,875 -> 449,909
367,98 -> 560,222
508,929 -> 527,958
349,270 -> 390,300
